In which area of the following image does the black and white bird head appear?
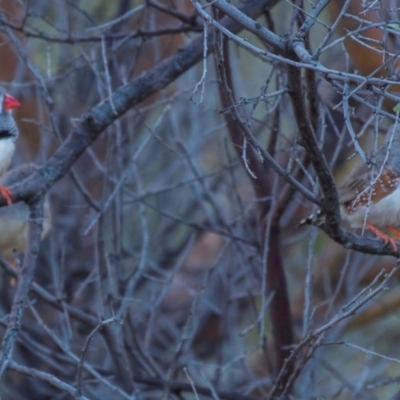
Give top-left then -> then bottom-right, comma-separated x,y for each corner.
0,87 -> 20,140
0,87 -> 21,182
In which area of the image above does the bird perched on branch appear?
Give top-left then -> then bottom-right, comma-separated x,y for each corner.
0,164 -> 51,259
0,87 -> 20,205
299,129 -> 400,251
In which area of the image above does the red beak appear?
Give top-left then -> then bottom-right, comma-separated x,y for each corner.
3,94 -> 20,110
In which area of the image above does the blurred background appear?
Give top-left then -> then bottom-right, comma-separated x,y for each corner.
0,0 -> 400,399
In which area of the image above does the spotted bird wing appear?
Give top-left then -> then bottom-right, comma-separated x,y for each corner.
337,161 -> 373,205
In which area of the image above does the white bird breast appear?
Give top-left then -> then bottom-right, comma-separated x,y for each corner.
0,139 -> 15,176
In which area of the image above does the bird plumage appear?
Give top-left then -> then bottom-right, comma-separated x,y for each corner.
0,89 -> 50,258
0,87 -> 19,133
0,86 -> 20,204
0,139 -> 15,179
300,128 -> 400,245
0,164 -> 51,258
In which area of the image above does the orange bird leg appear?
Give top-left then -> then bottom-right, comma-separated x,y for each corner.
365,222 -> 398,251
0,186 -> 12,205
386,225 -> 400,241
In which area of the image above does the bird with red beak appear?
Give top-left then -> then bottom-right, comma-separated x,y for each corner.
0,87 -> 21,205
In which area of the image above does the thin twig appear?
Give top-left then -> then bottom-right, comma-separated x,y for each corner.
76,317 -> 121,397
